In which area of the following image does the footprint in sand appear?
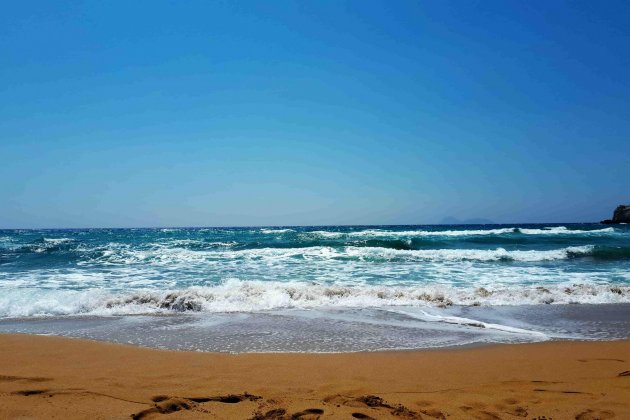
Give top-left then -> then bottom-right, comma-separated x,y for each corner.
460,406 -> 502,420
356,395 -> 420,419
533,388 -> 589,395
322,394 -> 421,419
132,393 -> 262,419
185,393 -> 261,403
251,408 -> 287,420
290,408 -> 324,419
133,397 -> 195,420
505,406 -> 528,417
11,389 -> 48,396
413,400 -> 446,420
351,413 -> 376,419
0,374 -> 52,383
418,408 -> 447,420
575,409 -> 615,420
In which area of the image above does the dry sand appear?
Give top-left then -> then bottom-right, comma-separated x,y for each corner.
0,334 -> 628,419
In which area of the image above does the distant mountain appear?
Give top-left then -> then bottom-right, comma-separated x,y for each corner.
439,216 -> 496,225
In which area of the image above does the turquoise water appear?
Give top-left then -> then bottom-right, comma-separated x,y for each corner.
1,224 -> 629,351
1,224 -> 629,317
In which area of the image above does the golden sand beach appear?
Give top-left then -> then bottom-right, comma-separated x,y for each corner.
0,335 -> 628,419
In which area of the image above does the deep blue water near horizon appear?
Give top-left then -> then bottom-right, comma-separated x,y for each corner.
1,223 -> 629,352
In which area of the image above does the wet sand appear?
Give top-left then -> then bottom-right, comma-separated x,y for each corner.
0,334 -> 628,419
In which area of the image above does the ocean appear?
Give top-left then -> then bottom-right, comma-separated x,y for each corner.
1,224 -> 629,352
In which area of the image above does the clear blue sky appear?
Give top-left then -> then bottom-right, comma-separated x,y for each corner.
1,1 -> 629,228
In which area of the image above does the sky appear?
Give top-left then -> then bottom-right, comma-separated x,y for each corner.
1,1 -> 629,228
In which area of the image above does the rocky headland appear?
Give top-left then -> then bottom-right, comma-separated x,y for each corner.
601,205 -> 630,224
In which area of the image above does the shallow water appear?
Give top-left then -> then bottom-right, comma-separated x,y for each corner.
1,304 -> 628,352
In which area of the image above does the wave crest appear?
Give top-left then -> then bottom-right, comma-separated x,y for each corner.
260,228 -> 295,234
306,226 -> 616,239
1,280 -> 628,317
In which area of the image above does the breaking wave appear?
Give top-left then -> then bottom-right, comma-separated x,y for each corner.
73,245 -> 604,265
7,240 -> 630,266
305,226 -> 615,238
260,228 -> 295,234
2,225 -> 629,323
1,280 -> 628,318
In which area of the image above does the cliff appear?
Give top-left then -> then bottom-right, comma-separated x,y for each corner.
601,205 -> 630,224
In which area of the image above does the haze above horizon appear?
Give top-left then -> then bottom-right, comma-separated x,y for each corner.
2,1 -> 629,228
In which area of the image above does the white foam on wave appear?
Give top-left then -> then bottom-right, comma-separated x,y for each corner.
519,226 -> 615,235
344,245 -> 594,262
390,308 -> 548,338
42,238 -> 74,244
306,226 -> 616,238
25,238 -> 75,253
79,243 -> 596,266
352,228 -> 517,237
165,239 -> 237,248
260,228 -> 295,234
0,236 -> 19,251
1,279 -> 628,318
306,231 -> 345,238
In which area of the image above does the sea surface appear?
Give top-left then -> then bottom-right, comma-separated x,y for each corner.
1,224 -> 629,352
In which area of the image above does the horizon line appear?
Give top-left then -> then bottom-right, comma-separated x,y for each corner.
0,221 -> 606,230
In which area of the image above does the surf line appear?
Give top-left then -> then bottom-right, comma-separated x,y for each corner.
389,308 -> 549,338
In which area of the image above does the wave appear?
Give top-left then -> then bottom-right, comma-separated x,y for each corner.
1,280 -> 628,317
305,226 -> 615,239
349,228 -> 518,237
260,228 -> 295,234
163,239 -> 238,250
588,246 -> 630,260
390,309 -> 548,337
0,236 -> 18,251
12,238 -> 77,254
6,233 -> 630,265
344,245 -> 597,262
349,239 -> 415,250
75,244 -> 600,266
42,238 -> 74,244
517,226 -> 615,235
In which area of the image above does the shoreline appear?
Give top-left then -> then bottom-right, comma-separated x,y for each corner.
2,329 -> 629,354
1,334 -> 628,419
3,303 -> 629,353
0,330 -> 531,355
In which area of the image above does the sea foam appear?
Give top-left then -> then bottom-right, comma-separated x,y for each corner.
1,280 -> 628,318
1,225 -> 629,321
75,244 -> 597,266
306,226 -> 615,238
